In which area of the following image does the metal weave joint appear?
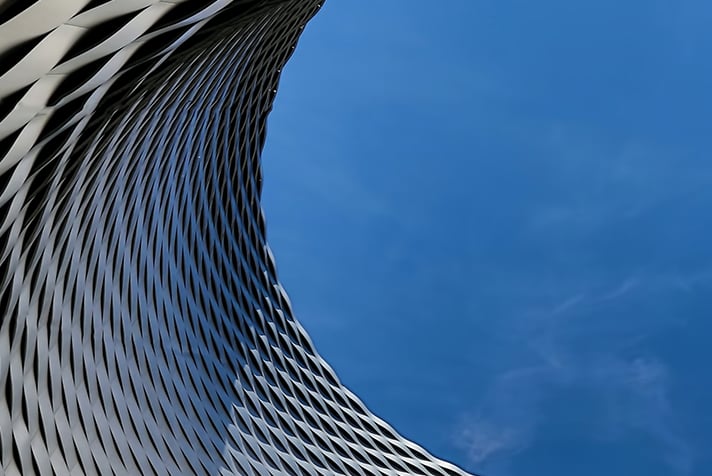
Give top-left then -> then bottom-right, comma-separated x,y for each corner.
0,1 -> 471,474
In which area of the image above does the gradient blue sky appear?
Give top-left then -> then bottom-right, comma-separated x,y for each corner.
262,1 -> 712,475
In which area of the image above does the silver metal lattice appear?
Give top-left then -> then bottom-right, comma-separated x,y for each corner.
0,1 -> 473,474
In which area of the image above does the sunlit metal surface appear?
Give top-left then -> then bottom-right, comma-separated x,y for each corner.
0,1 -> 471,474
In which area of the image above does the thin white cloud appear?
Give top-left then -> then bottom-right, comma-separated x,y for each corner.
594,356 -> 694,474
550,292 -> 586,315
459,355 -> 694,473
600,276 -> 639,301
457,276 -> 697,474
459,421 -> 529,465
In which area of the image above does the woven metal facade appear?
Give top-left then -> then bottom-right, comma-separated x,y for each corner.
0,2 -> 470,475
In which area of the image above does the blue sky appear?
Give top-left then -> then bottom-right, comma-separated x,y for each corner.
261,1 -> 712,475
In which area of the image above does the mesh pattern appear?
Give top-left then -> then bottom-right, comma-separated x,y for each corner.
0,1 -> 472,475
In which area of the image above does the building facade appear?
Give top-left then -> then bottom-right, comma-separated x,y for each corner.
0,2 -> 471,474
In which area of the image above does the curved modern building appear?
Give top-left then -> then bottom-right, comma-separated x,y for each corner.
0,2 -> 472,474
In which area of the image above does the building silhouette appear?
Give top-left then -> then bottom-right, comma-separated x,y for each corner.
0,1 -> 471,474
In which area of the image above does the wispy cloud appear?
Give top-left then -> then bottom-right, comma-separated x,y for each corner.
550,293 -> 586,315
600,276 -> 639,301
457,275 -> 698,474
593,356 -> 694,474
460,422 -> 528,466
459,356 -> 694,474
457,364 -> 562,471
